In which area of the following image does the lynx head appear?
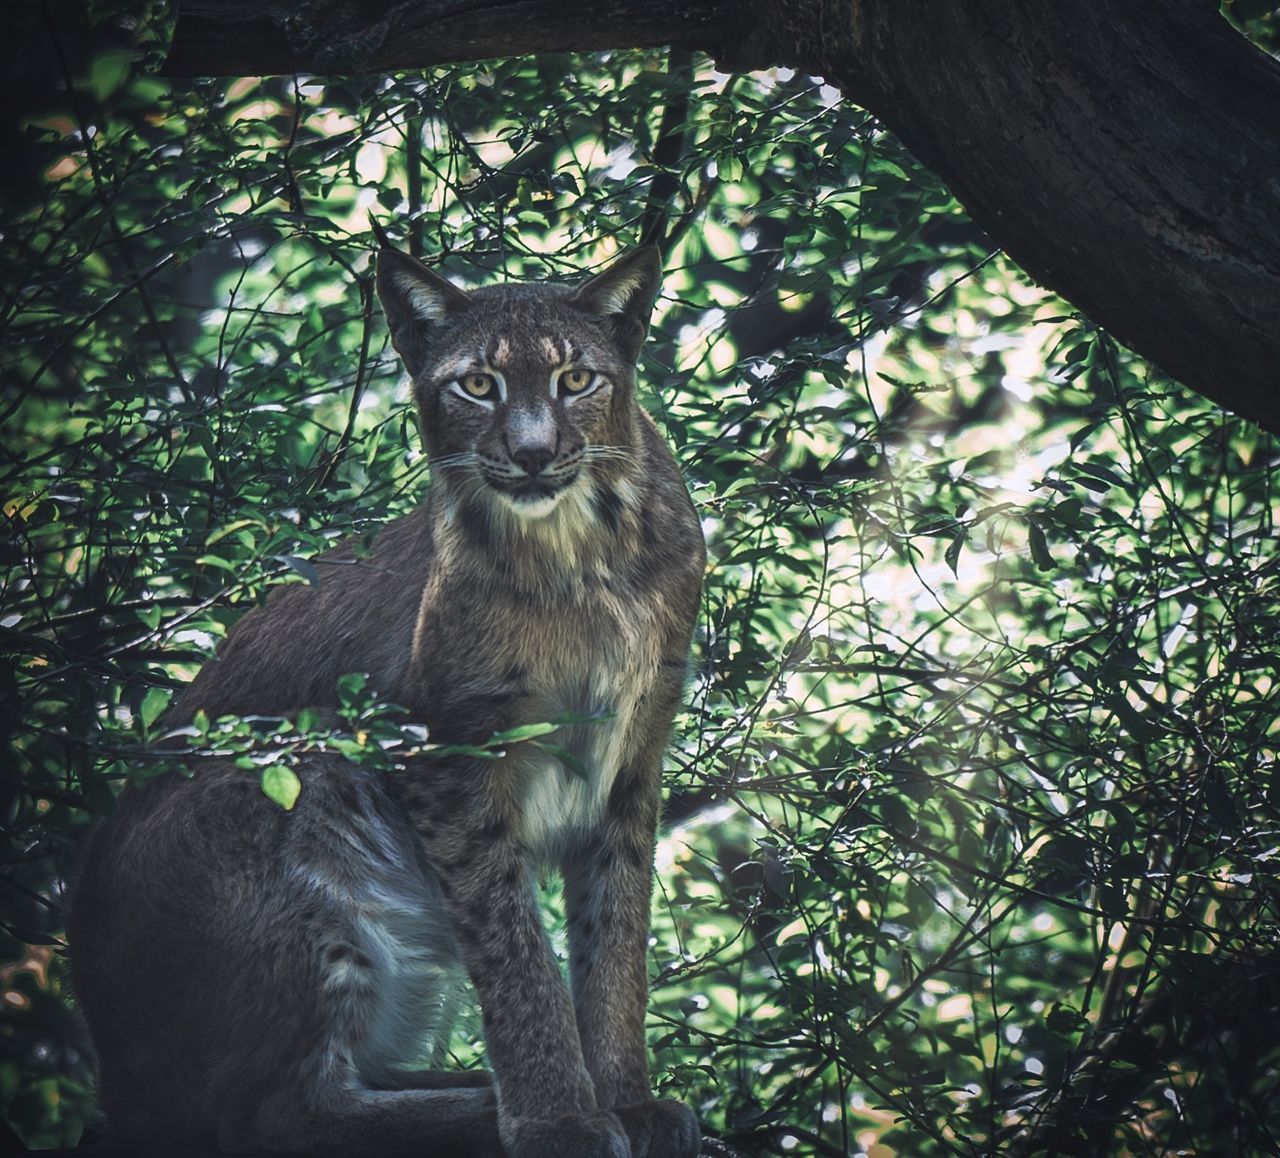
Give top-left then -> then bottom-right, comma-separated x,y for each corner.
376,244 -> 661,526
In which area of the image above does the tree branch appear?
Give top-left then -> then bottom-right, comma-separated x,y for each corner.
163,0 -> 732,76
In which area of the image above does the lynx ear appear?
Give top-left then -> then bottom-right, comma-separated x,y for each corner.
375,246 -> 472,378
570,247 -> 663,364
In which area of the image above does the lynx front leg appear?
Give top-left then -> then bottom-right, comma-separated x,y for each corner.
562,768 -> 655,1110
561,751 -> 700,1158
406,765 -> 630,1158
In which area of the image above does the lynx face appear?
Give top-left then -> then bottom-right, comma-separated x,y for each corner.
427,316 -> 628,520
377,250 -> 661,523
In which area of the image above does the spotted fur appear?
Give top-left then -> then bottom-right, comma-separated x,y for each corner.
70,245 -> 706,1158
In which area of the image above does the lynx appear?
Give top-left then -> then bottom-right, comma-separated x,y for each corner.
69,241 -> 706,1158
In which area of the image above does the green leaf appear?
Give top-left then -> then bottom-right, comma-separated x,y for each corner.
336,672 -> 369,701
7,928 -> 64,947
944,530 -> 965,576
88,48 -> 135,101
1027,521 -> 1053,570
1046,1003 -> 1089,1036
490,721 -> 561,744
205,518 -> 261,547
536,742 -> 591,782
277,554 -> 320,585
1077,461 -> 1129,490
910,515 -> 960,537
261,766 -> 302,811
139,687 -> 169,730
195,553 -> 240,574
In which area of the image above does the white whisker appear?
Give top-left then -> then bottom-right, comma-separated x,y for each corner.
429,452 -> 480,470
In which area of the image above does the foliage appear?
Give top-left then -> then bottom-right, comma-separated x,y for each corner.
3,10 -> 1279,1155
1224,0 -> 1280,52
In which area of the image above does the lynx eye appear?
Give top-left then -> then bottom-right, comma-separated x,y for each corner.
457,372 -> 498,401
558,368 -> 596,397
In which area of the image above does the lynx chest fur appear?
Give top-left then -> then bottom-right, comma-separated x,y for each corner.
496,575 -> 660,845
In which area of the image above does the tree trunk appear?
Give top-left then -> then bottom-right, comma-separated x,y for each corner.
164,1 -> 1280,435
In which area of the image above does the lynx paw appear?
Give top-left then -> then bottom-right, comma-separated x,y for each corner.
614,1097 -> 700,1158
503,1108 -> 630,1158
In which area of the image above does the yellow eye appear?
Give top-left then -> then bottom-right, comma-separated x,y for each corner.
459,372 -> 497,400
559,368 -> 595,395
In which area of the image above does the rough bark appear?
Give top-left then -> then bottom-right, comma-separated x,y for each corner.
163,0 -> 1280,435
162,0 -> 731,75
30,1138 -> 743,1157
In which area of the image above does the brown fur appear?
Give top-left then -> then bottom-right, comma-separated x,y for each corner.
69,245 -> 705,1158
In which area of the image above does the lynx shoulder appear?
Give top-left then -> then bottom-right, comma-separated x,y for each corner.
69,242 -> 706,1158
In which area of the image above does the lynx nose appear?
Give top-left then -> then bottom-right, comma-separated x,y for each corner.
510,442 -> 556,477
506,409 -> 559,477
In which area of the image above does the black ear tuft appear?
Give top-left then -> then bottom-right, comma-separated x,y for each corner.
570,247 -> 663,364
375,247 -> 472,378
368,213 -> 394,250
